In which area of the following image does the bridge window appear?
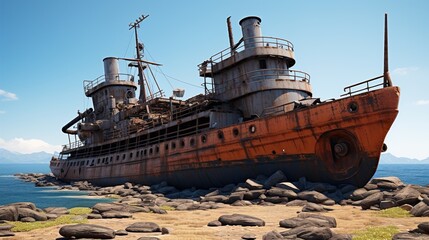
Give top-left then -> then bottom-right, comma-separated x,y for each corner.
259,59 -> 267,69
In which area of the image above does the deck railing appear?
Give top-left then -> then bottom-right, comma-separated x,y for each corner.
83,73 -> 134,92
341,75 -> 385,97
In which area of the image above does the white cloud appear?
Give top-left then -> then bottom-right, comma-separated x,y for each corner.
392,67 -> 418,76
0,89 -> 18,101
417,100 -> 429,106
0,138 -> 61,154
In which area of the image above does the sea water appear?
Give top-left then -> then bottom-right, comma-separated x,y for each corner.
0,164 -> 113,208
0,163 -> 428,208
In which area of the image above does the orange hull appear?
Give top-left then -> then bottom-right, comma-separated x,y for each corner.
51,86 -> 399,188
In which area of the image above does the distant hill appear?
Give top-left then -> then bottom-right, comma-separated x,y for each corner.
380,153 -> 429,164
0,148 -> 52,164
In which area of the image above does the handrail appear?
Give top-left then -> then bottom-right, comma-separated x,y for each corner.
83,73 -> 135,93
341,75 -> 384,97
208,36 -> 294,64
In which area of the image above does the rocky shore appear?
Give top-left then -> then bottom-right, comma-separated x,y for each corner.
1,171 -> 429,239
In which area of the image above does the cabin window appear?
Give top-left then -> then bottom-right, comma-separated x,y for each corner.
129,152 -> 133,158
249,125 -> 256,133
233,128 -> 239,136
116,155 -> 120,161
136,151 -> 139,157
144,149 -> 147,156
156,146 -> 159,153
259,59 -> 267,69
149,148 -> 153,155
190,138 -> 195,146
171,142 -> 176,150
217,131 -> 224,140
97,159 -> 100,164
180,140 -> 185,148
110,157 -> 113,162
165,144 -> 169,151
122,154 -> 126,160
201,135 -> 207,143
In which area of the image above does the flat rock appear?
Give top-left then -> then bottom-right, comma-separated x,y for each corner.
417,222 -> 429,234
276,182 -> 300,192
207,220 -> 222,227
7,202 -> 36,210
100,210 -> 132,218
0,224 -> 13,231
59,224 -> 115,239
20,216 -> 36,222
392,232 -> 429,240
298,191 -> 329,203
267,187 -> 298,198
242,233 -> 257,240
298,213 -> 336,228
202,195 -> 228,203
218,214 -> 265,226
245,179 -> 264,190
394,185 -> 422,206
137,237 -> 160,240
148,206 -> 167,214
285,199 -> 308,206
411,201 -> 429,217
231,200 -> 253,206
380,200 -> 396,210
125,222 -> 161,232
0,206 -> 18,221
262,230 -> 284,240
280,226 -> 333,240
243,190 -> 266,200
360,192 -> 383,210
92,203 -> 128,213
44,207 -> 69,215
330,234 -> 353,240
115,230 -> 128,236
371,176 -> 404,187
87,213 -> 102,219
302,203 -> 328,212
18,207 -> 47,221
264,170 -> 287,188
0,231 -> 15,237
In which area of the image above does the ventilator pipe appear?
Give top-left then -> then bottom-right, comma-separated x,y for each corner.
62,108 -> 93,134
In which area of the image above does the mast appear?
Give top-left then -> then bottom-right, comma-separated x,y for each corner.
383,13 -> 393,87
129,14 -> 149,102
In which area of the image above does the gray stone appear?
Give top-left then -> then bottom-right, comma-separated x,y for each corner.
380,200 -> 396,210
298,213 -> 337,228
44,207 -> 69,215
263,230 -> 284,240
276,182 -> 300,192
322,199 -> 336,206
360,192 -> 383,210
302,203 -> 326,212
264,196 -> 287,204
298,191 -> 329,203
220,184 -> 236,193
267,187 -> 298,198
400,204 -> 414,211
285,199 -> 308,206
243,190 -> 266,200
18,207 -> 47,221
0,224 -> 13,231
392,232 -> 429,240
115,229 -> 128,235
363,183 -> 378,190
339,184 -> 357,194
125,222 -> 161,232
218,214 -> 265,226
8,202 -> 36,210
148,206 -> 167,214
245,179 -> 264,190
242,233 -> 257,240
87,213 -> 103,219
101,210 -> 132,218
204,189 -> 220,197
371,176 -> 404,187
202,195 -> 228,203
176,202 -> 200,211
350,188 -> 369,201
307,182 -> 337,193
0,231 -> 15,237
137,237 -> 160,240
394,185 -> 422,206
411,201 -> 429,217
231,200 -> 253,206
207,220 -> 222,227
280,226 -> 333,240
418,222 -> 429,234
264,170 -> 287,188
225,192 -> 245,204
92,203 -> 128,213
161,227 -> 170,234
59,224 -> 115,239
20,216 -> 36,222
329,234 -> 353,240
0,206 -> 18,221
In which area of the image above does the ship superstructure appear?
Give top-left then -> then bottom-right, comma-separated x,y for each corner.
51,15 -> 399,188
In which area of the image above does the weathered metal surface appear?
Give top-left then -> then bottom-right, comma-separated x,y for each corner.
51,15 -> 399,189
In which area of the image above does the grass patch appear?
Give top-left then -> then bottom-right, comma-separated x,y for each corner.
353,226 -> 399,240
68,207 -> 92,215
9,215 -> 88,232
376,207 -> 412,218
159,205 -> 176,211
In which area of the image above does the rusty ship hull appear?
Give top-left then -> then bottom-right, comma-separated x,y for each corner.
50,15 -> 399,188
50,86 -> 399,188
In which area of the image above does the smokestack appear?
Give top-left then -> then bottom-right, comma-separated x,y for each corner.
103,57 -> 119,82
383,13 -> 392,87
239,16 -> 262,49
227,16 -> 235,54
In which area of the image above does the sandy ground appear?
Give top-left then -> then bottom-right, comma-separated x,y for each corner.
5,205 -> 429,240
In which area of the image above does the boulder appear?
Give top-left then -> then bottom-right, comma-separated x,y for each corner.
59,224 -> 115,239
0,206 -> 18,221
307,182 -> 337,193
264,196 -> 288,204
92,203 -> 128,213
380,200 -> 396,210
243,190 -> 266,200
125,222 -> 161,232
0,224 -> 13,231
280,226 -> 333,240
242,233 -> 257,240
302,203 -> 327,212
201,195 -> 228,203
20,217 -> 36,222
0,231 -> 15,237
264,170 -> 287,188
393,185 -> 422,206
207,220 -> 222,227
370,176 -> 404,188
298,213 -> 337,228
176,202 -> 200,211
411,201 -> 429,217
225,192 -> 245,204
161,227 -> 170,234
87,213 -> 103,219
360,192 -> 383,210
417,222 -> 429,234
18,207 -> 47,221
100,210 -> 132,218
392,232 -> 429,240
8,202 -> 36,210
263,230 -> 284,240
44,207 -> 69,215
285,200 -> 308,206
329,234 -> 353,240
231,200 -> 253,206
298,191 -> 329,203
267,187 -> 298,198
218,214 -> 265,226
148,206 -> 167,214
245,179 -> 264,190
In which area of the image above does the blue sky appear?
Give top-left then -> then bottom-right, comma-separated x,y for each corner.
0,1 -> 428,159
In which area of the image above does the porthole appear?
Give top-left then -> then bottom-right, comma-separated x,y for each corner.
233,128 -> 239,136
348,102 -> 358,113
217,131 -> 224,140
180,140 -> 185,148
249,125 -> 256,133
201,134 -> 207,143
190,138 -> 195,146
172,142 -> 176,150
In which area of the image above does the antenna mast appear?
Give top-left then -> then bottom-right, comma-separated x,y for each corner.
383,13 -> 393,87
129,14 -> 149,102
